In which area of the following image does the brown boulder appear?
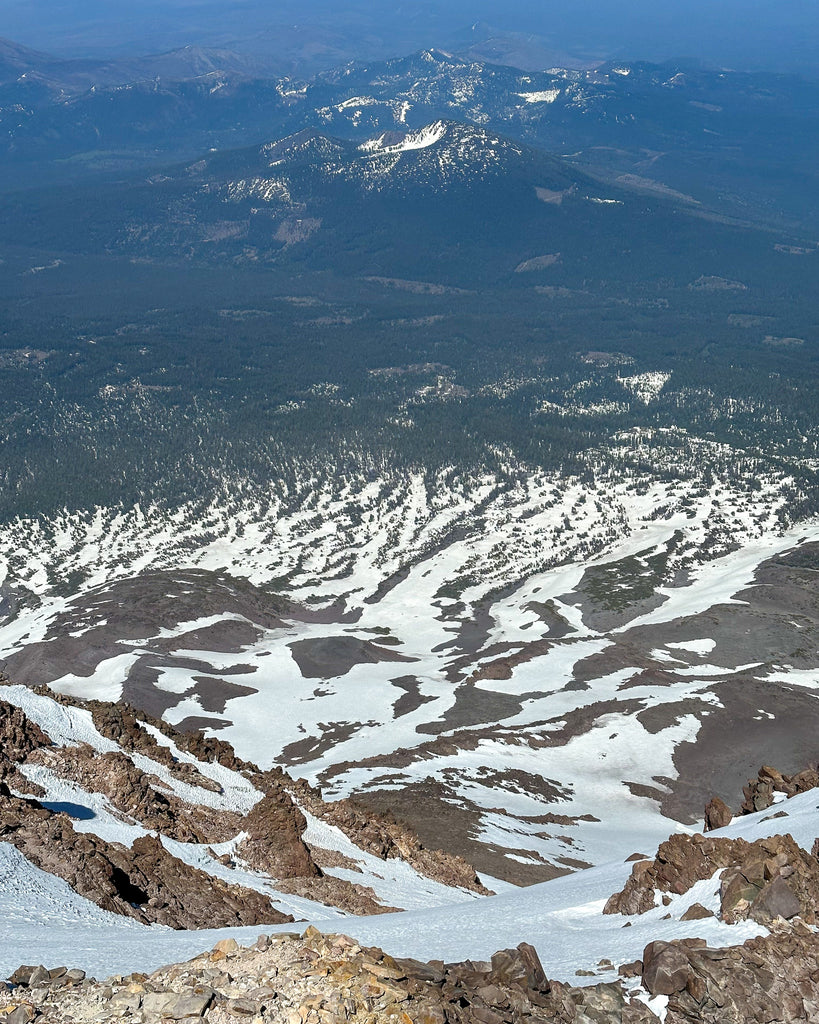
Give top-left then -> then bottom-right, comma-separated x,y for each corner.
607,832 -> 819,925
0,699 -> 49,767
655,927 -> 819,1023
237,790 -> 320,879
680,902 -> 713,921
642,941 -> 691,996
703,796 -> 733,832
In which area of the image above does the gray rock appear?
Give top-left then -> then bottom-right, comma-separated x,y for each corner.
163,991 -> 213,1019
27,966 -> 49,987
4,1006 -> 36,1024
7,966 -> 39,987
750,875 -> 802,924
142,990 -> 179,1016
111,990 -> 143,1012
642,941 -> 691,996
226,998 -> 259,1016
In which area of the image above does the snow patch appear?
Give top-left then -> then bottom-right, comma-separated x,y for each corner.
360,122 -> 447,154
516,90 -> 560,104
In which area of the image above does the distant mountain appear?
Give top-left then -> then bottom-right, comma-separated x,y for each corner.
0,36 -> 278,93
0,117 -> 700,284
2,44 -> 818,230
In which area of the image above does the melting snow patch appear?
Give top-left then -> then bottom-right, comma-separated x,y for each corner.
360,122 -> 447,154
619,372 -> 672,404
516,90 -> 560,104
336,96 -> 379,110
667,639 -> 717,655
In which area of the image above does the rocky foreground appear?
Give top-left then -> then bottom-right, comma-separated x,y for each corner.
5,921 -> 819,1024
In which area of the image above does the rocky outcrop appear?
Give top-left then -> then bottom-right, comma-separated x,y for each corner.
739,764 -> 819,816
284,772 -> 491,895
0,699 -> 49,763
642,925 -> 819,1023
702,763 -> 819,832
0,683 -> 490,919
0,784 -> 291,929
272,876 -> 401,916
1,927 -> 660,1024
27,743 -> 239,844
237,791 -> 320,879
88,702 -> 225,789
0,697 -> 50,793
605,832 -> 819,925
703,795 -> 732,832
9,923 -> 819,1024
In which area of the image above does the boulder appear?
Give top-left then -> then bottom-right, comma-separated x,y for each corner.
642,941 -> 691,996
703,796 -> 733,832
607,832 -> 819,925
750,875 -> 802,924
680,902 -> 713,921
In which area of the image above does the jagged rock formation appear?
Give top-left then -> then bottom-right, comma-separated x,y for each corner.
738,764 -> 819,816
604,832 -> 819,925
702,795 -> 732,832
642,926 -> 819,1022
90,700 -> 245,774
66,688 -> 488,895
0,681 -> 490,924
703,763 -> 819,831
0,927 -> 661,1023
0,782 -> 291,929
284,772 -> 491,895
0,697 -> 51,794
29,743 -> 234,843
0,699 -> 49,765
237,791 -> 320,879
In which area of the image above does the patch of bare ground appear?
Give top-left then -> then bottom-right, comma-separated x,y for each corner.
288,635 -> 416,678
390,676 -> 438,718
349,778 -> 568,886
659,677 -> 819,823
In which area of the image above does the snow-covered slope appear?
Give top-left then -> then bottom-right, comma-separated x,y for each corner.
1,778 -> 817,986
0,683 -> 485,941
0,462 -> 816,884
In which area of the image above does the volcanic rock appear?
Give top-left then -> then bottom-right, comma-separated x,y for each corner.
0,784 -> 291,928
643,925 -> 819,1023
606,832 -> 819,924
703,795 -> 732,832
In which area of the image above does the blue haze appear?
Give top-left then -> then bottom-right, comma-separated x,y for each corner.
2,0 -> 818,75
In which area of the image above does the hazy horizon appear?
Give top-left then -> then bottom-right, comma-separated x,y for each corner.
3,0 -> 818,76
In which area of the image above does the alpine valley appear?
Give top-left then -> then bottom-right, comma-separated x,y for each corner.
1,30 -> 819,1024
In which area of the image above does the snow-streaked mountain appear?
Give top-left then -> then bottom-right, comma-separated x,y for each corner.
206,119 -> 580,200
1,457 -> 817,885
4,41 -> 819,231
